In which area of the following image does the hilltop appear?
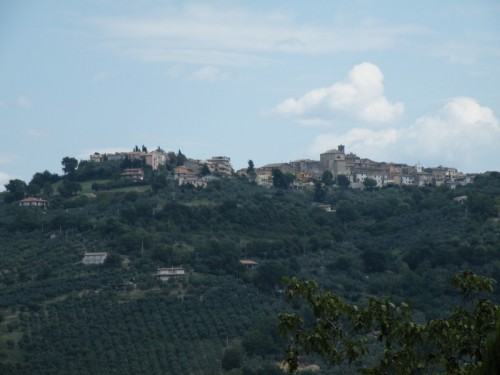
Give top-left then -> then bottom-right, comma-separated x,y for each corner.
0,150 -> 499,374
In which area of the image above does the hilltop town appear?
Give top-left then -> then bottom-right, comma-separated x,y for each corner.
89,144 -> 475,190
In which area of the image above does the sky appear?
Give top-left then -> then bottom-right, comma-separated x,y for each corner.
1,0 -> 500,189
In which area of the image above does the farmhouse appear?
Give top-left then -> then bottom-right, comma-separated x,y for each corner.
18,197 -> 49,208
156,266 -> 185,281
82,252 -> 108,265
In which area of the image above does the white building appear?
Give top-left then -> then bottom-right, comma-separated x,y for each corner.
156,267 -> 185,281
82,252 -> 108,265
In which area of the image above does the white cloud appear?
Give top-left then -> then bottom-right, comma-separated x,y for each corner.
89,4 -> 424,66
308,128 -> 399,159
189,66 -> 228,82
17,96 -> 32,108
275,62 -> 404,124
308,97 -> 500,171
403,97 -> 500,169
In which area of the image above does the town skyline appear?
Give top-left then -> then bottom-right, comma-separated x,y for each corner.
1,1 -> 499,190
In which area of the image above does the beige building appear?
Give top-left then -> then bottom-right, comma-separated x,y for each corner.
82,252 -> 108,265
121,168 -> 144,182
320,145 -> 347,178
207,156 -> 233,175
156,267 -> 185,281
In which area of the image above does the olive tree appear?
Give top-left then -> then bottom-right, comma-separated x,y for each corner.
279,271 -> 498,374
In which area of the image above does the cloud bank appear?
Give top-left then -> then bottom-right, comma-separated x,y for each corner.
309,97 -> 500,172
275,62 -> 404,124
89,4 -> 424,67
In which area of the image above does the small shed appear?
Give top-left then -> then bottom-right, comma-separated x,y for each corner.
82,252 -> 108,265
240,260 -> 258,269
156,266 -> 185,281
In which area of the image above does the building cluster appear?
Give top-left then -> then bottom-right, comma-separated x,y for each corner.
88,146 -> 473,190
90,151 -> 233,186
245,145 -> 474,189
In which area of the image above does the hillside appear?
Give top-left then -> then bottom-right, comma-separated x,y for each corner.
1,163 -> 500,374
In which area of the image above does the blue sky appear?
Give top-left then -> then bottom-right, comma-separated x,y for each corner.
1,0 -> 499,189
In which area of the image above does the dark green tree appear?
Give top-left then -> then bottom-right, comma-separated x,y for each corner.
272,169 -> 294,190
336,174 -> 350,188
252,262 -> 289,293
363,177 -> 377,190
221,345 -> 244,371
321,170 -> 333,186
61,156 -> 78,175
28,170 -> 59,195
151,173 -> 168,193
336,201 -> 358,223
279,271 -> 498,374
247,160 -> 255,174
177,150 -> 187,166
4,179 -> 27,202
313,181 -> 326,203
58,179 -> 82,198
467,193 -> 497,219
200,163 -> 210,176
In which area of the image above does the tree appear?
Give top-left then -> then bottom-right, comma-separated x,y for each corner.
200,163 -> 210,176
177,150 -> 187,166
58,179 -> 81,198
141,145 -> 148,153
4,179 -> 27,202
61,156 -> 78,175
363,177 -> 377,190
151,173 -> 168,193
247,160 -> 255,174
252,262 -> 289,293
29,170 -> 60,195
313,181 -> 326,203
336,201 -> 358,223
272,169 -> 294,190
467,193 -> 497,220
221,345 -> 244,371
322,170 -> 333,186
336,174 -> 350,188
279,271 -> 498,374
476,320 -> 500,374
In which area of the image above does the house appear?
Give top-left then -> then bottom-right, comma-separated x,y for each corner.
178,175 -> 208,188
174,166 -> 191,180
316,204 -> 334,213
82,252 -> 108,265
90,150 -> 167,170
240,260 -> 258,269
156,266 -> 185,281
18,197 -> 49,208
207,156 -> 233,175
121,168 -> 144,182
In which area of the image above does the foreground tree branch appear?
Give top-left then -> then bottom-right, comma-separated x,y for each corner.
279,271 -> 498,374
